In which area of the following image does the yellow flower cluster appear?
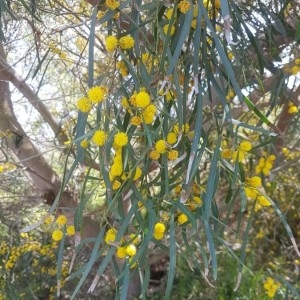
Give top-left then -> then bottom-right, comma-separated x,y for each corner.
76,97 -> 92,113
92,130 -> 107,146
44,214 -> 54,225
105,35 -> 118,52
246,176 -> 261,188
255,154 -> 276,175
244,176 -> 271,210
153,222 -> 166,240
255,195 -> 271,211
188,196 -> 203,210
155,139 -> 167,154
87,86 -> 108,104
49,42 -> 68,60
141,52 -> 157,72
173,122 -> 190,134
105,0 -> 120,10
76,85 -> 108,113
105,228 -> 117,244
110,154 -> 123,178
80,139 -> 89,148
149,149 -> 160,160
108,132 -> 131,188
142,104 -> 157,124
105,229 -> 140,266
288,101 -> 298,114
291,65 -> 300,76
116,60 -> 129,76
56,215 -> 67,226
52,229 -> 63,241
132,167 -> 142,181
0,162 -> 16,173
67,225 -> 75,236
119,35 -> 135,50
167,149 -> 178,160
165,8 -> 174,20
3,239 -> 58,271
150,123 -> 189,161
163,24 -> 176,36
263,277 -> 281,298
178,0 -> 191,14
131,91 -> 150,108
114,132 -> 128,147
232,140 -> 253,162
167,132 -> 177,145
178,213 -> 188,224
131,115 -> 141,126
122,90 -> 157,126
226,89 -> 235,101
105,35 -> 135,52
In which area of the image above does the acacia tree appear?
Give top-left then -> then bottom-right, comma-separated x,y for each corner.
0,0 -> 300,299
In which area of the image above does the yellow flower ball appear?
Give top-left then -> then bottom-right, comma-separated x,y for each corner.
257,195 -> 271,207
221,148 -> 233,159
110,161 -> 123,178
154,222 -> 166,234
149,150 -> 160,160
135,91 -> 150,108
105,35 -> 118,52
165,8 -> 174,20
263,277 -> 280,298
239,141 -> 252,152
177,213 -> 188,225
52,230 -> 63,242
246,176 -> 262,188
116,60 -> 128,76
116,246 -> 127,259
56,215 -> 67,226
114,132 -> 128,147
167,132 -> 177,145
80,139 -> 89,148
244,187 -> 257,199
105,0 -> 120,10
155,139 -> 167,154
153,232 -> 164,240
131,116 -> 142,126
76,97 -> 92,113
92,130 -> 106,146
178,0 -> 191,14
142,104 -> 156,124
112,179 -> 122,190
288,105 -> 298,114
227,51 -> 234,60
87,86 -> 107,104
125,244 -> 137,257
105,228 -> 117,244
119,35 -> 135,50
167,149 -> 178,160
66,225 -> 75,236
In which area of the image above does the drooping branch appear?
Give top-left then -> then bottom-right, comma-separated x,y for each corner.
0,43 -> 69,146
0,79 -> 61,194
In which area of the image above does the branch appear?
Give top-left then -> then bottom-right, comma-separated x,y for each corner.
0,42 -> 69,146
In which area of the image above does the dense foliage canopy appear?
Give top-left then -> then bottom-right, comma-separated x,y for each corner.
0,0 -> 299,299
